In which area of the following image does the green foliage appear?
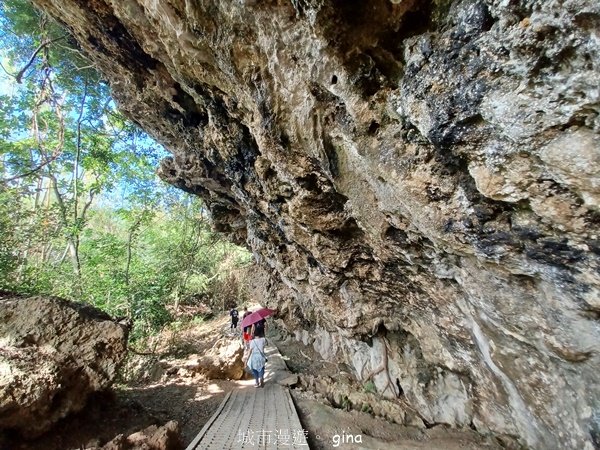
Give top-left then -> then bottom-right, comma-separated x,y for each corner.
361,403 -> 373,414
0,0 -> 253,345
363,380 -> 377,394
341,395 -> 352,411
0,188 -> 20,288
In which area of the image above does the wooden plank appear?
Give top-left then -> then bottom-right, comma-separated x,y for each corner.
185,390 -> 232,450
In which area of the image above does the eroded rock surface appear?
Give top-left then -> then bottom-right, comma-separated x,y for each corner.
0,294 -> 128,436
30,0 -> 600,448
95,421 -> 182,450
185,337 -> 245,380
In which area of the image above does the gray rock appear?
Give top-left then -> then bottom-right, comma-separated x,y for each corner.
279,374 -> 300,387
195,337 -> 245,380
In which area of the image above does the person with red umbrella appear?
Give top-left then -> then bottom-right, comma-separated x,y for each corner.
240,307 -> 276,337
246,332 -> 267,387
241,307 -> 276,387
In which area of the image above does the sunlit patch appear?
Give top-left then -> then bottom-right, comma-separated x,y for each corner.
206,383 -> 223,394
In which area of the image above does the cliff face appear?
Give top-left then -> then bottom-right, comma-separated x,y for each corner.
30,0 -> 599,448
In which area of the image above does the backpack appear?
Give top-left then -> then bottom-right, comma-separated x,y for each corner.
231,309 -> 238,319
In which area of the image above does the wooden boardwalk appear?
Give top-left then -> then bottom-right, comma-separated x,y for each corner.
186,343 -> 309,449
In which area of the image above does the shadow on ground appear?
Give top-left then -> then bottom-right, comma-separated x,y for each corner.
0,380 -> 221,450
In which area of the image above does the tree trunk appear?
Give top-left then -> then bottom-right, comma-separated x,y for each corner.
49,174 -> 82,285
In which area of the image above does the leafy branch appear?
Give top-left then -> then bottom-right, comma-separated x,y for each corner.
15,35 -> 67,83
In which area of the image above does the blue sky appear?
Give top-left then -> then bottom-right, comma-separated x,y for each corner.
0,51 -> 177,211
0,56 -> 19,98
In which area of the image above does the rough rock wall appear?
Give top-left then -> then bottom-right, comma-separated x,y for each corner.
0,294 -> 128,435
30,0 -> 599,448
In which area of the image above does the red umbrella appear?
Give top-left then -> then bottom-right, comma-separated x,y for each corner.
241,307 -> 276,329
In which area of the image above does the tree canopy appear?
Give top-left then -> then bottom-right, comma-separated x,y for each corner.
0,0 -> 251,344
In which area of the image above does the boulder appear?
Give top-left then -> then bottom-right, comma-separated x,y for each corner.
0,294 -> 128,436
99,421 -> 182,450
279,374 -> 299,388
188,337 -> 245,380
